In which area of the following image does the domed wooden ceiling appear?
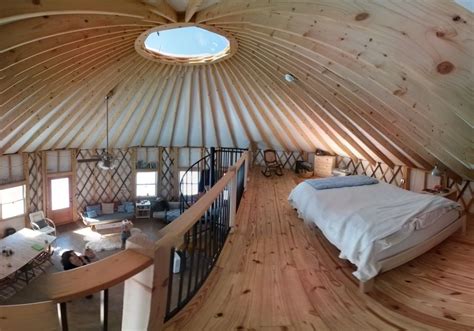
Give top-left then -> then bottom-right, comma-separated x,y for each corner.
0,0 -> 472,179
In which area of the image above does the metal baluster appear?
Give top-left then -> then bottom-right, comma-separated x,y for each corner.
57,302 -> 68,331
101,289 -> 109,331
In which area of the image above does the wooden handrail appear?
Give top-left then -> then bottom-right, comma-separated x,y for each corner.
156,151 -> 249,248
2,151 -> 249,330
45,249 -> 153,302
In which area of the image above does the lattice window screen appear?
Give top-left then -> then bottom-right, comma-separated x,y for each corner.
252,150 -> 305,170
159,147 -> 176,200
335,156 -> 406,187
76,149 -> 133,211
27,152 -> 44,213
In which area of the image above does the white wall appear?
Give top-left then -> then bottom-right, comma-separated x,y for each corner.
0,216 -> 25,238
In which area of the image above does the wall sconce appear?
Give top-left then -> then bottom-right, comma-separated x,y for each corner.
431,164 -> 443,177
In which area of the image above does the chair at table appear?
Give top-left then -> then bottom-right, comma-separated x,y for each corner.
33,250 -> 54,271
15,261 -> 36,284
29,211 -> 56,236
261,149 -> 283,177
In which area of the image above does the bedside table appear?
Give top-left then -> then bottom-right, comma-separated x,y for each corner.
135,201 -> 151,219
421,189 -> 457,201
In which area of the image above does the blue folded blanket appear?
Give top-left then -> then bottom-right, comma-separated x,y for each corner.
305,175 -> 378,190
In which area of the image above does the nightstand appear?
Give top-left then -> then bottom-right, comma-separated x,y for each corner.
421,189 -> 457,201
135,201 -> 151,219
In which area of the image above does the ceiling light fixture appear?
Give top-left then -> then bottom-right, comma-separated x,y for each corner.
284,73 -> 296,82
98,90 -> 119,171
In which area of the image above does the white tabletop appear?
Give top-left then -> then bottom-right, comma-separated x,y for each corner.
0,228 -> 56,279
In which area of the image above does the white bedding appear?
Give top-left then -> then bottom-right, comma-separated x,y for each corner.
288,181 -> 461,281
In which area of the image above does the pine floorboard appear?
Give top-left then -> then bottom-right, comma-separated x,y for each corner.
164,169 -> 474,330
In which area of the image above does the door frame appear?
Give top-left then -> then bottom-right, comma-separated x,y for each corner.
46,171 -> 74,225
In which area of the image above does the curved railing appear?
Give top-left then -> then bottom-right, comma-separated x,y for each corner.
1,151 -> 250,331
179,147 -> 246,213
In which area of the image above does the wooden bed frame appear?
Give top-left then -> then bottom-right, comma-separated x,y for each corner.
359,212 -> 466,293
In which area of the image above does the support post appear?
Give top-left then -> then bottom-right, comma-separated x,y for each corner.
23,153 -> 30,227
101,289 -> 109,331
210,147 -> 215,187
229,169 -> 238,228
122,236 -> 171,330
244,153 -> 249,191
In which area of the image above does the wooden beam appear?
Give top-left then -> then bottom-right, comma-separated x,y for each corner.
185,0 -> 204,22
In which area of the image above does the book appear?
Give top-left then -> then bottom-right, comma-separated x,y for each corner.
31,243 -> 44,251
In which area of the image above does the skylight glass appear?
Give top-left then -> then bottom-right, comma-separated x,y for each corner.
144,26 -> 230,58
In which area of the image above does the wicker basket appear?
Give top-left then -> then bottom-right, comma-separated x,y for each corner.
297,169 -> 313,178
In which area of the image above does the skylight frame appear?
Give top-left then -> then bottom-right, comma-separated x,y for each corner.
135,23 -> 238,65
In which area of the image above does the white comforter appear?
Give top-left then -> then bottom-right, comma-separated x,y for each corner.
288,181 -> 460,281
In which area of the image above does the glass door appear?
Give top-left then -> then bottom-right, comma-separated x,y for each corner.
47,176 -> 73,224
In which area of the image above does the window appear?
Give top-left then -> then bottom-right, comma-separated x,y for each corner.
51,177 -> 70,210
136,172 -> 157,197
144,26 -> 230,58
0,185 -> 26,219
179,170 -> 199,196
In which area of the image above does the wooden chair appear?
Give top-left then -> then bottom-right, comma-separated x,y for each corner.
29,211 -> 56,236
33,250 -> 54,271
15,261 -> 36,284
261,149 -> 283,177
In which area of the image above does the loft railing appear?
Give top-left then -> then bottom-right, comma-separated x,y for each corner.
0,151 -> 250,331
179,147 -> 246,213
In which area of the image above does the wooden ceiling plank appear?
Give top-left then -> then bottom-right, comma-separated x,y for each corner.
237,49 -> 375,163
0,0 -> 168,25
222,23 -> 471,176
125,64 -> 171,148
0,14 -> 156,52
46,55 -> 146,151
66,57 -> 151,150
20,51 -> 144,153
238,38 -> 397,168
227,59 -> 295,152
185,0 -> 204,23
230,52 -> 331,153
201,65 -> 222,147
221,61 -> 272,149
90,59 -> 160,149
231,55 -> 356,160
214,64 -> 254,145
1,39 -> 135,135
185,66 -> 195,147
0,46 -> 137,154
221,23 -> 471,160
36,55 -> 144,150
140,66 -> 177,146
0,24 -> 149,71
168,67 -> 189,147
109,63 -> 165,147
208,65 -> 238,147
234,33 -> 432,169
153,66 -> 183,146
1,34 -> 139,113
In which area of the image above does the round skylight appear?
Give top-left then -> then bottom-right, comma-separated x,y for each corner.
135,24 -> 237,65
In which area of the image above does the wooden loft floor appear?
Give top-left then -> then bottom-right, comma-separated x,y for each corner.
165,169 -> 474,330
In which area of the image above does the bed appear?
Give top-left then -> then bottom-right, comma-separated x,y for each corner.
288,176 -> 466,292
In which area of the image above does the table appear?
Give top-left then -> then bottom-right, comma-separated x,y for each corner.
93,222 -> 123,235
0,228 -> 56,279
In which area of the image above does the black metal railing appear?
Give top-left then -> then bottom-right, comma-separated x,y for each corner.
179,147 -> 246,213
166,182 -> 231,321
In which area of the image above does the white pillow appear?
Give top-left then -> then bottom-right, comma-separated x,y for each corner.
101,202 -> 114,215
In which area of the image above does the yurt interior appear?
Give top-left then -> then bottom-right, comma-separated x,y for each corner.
0,1 -> 473,330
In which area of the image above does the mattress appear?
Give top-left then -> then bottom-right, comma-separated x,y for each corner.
375,208 -> 461,261
288,180 -> 461,281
